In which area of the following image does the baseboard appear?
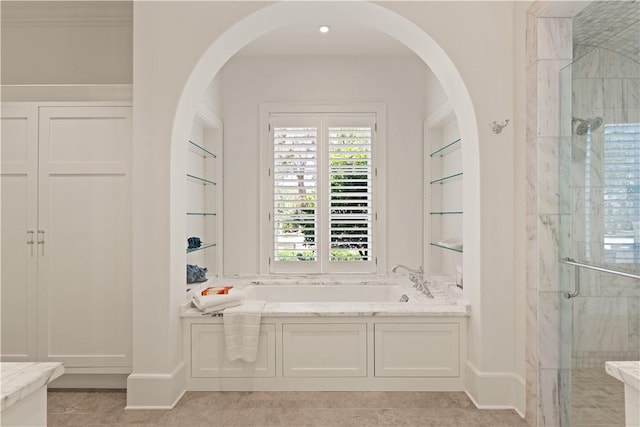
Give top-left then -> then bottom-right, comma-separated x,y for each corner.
48,373 -> 128,389
125,362 -> 186,409
465,361 -> 526,417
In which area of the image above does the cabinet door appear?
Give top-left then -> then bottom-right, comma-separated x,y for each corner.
191,323 -> 276,378
374,323 -> 459,377
282,323 -> 367,377
37,106 -> 132,368
1,106 -> 38,362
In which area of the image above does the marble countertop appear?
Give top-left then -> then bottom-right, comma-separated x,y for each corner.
606,361 -> 640,391
182,300 -> 470,318
182,276 -> 470,318
1,362 -> 64,412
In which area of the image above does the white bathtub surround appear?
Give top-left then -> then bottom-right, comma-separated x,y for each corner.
181,280 -> 468,391
1,362 -> 64,426
223,300 -> 267,362
606,361 -> 640,427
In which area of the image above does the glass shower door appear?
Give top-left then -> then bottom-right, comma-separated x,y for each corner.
559,9 -> 640,427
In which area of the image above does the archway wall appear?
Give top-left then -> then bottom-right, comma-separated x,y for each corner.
128,1 -> 524,412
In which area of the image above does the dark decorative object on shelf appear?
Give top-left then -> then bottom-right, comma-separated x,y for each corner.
187,264 -> 208,283
187,237 -> 202,249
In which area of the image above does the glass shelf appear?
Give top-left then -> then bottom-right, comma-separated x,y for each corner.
187,174 -> 217,186
187,242 -> 217,253
188,140 -> 217,158
430,172 -> 463,184
430,138 -> 461,157
186,212 -> 217,216
430,242 -> 463,253
430,211 -> 463,215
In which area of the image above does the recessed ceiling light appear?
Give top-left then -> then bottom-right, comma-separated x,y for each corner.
319,25 -> 330,33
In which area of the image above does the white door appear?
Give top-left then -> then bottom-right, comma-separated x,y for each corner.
37,106 -> 132,369
1,106 -> 39,362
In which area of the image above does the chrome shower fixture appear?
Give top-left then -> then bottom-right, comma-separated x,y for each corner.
572,116 -> 603,135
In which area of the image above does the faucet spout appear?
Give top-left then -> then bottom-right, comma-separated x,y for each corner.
391,264 -> 422,275
391,264 -> 434,299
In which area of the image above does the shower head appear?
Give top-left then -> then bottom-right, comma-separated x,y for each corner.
572,116 -> 603,135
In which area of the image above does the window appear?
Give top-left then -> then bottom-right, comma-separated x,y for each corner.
264,111 -> 381,273
603,123 -> 640,264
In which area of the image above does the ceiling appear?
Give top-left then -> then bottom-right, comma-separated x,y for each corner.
573,0 -> 640,61
235,22 -> 415,57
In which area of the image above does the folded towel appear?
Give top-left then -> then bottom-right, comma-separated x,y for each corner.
192,289 -> 245,314
223,300 -> 266,363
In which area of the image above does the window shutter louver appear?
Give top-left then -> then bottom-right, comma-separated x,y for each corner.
273,126 -> 318,262
328,127 -> 373,262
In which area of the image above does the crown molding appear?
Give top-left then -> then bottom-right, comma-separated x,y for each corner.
2,1 -> 132,27
1,84 -> 133,102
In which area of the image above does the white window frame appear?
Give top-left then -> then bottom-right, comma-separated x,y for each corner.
259,103 -> 386,275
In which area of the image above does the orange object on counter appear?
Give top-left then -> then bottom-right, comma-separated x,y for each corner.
201,286 -> 233,296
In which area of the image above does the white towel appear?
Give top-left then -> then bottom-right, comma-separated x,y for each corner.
223,300 -> 266,363
192,290 -> 245,314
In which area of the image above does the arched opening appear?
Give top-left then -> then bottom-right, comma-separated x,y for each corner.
171,1 -> 480,298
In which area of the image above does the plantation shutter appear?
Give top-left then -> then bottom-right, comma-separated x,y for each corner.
272,125 -> 318,263
603,123 -> 640,264
328,126 -> 373,263
269,113 -> 376,273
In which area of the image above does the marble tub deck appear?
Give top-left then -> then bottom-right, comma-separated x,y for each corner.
183,279 -> 470,318
48,390 -> 527,426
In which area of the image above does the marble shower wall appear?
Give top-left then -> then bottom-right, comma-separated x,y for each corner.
569,23 -> 640,369
527,3 -> 639,426
525,12 -> 573,427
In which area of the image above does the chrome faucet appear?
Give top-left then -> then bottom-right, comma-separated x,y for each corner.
391,264 -> 434,298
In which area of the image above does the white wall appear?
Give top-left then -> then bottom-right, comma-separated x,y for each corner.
220,55 -> 427,275
1,1 -> 132,84
0,0 -> 528,413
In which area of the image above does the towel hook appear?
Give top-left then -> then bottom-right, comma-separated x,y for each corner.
491,119 -> 510,134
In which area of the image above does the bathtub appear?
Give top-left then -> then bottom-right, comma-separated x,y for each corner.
242,283 -> 411,303
182,278 -> 469,392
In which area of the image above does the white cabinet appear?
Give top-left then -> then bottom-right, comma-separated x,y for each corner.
1,104 -> 132,372
374,323 -> 459,377
182,316 -> 466,390
1,106 -> 38,362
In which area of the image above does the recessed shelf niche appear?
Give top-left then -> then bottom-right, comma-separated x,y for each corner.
424,103 -> 463,285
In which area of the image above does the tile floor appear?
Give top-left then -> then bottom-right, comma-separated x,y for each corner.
48,390 -> 529,427
571,368 -> 625,427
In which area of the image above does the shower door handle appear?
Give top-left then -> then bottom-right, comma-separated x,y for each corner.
564,263 -> 580,299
